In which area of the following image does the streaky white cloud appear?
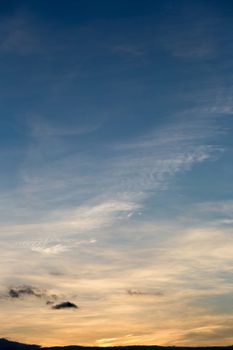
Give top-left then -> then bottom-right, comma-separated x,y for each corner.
0,199 -> 140,242
31,243 -> 69,255
0,116 -> 222,238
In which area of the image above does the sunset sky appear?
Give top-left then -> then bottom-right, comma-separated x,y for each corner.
0,0 -> 233,347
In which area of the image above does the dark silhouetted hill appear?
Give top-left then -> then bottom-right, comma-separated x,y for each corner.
0,339 -> 233,350
0,338 -> 40,349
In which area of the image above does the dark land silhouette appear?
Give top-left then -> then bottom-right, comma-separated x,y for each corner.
0,339 -> 233,350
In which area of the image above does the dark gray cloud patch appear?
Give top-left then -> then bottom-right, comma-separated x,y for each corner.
52,301 -> 78,310
8,288 -> 21,298
7,285 -> 58,304
8,285 -> 47,298
4,285 -> 77,310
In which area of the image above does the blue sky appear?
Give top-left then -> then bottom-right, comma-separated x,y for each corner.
0,0 -> 233,347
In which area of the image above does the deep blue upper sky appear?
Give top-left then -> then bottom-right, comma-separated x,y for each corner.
0,0 -> 232,207
0,0 -> 232,198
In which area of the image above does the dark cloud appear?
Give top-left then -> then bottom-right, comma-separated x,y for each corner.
49,271 -> 65,276
52,301 -> 78,310
5,285 -> 78,310
7,285 -> 58,304
127,289 -> 164,296
8,285 -> 47,299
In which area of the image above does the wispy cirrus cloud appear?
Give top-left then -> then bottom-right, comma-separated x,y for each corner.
20,116 -> 221,204
0,199 -> 139,241
0,115 -> 223,259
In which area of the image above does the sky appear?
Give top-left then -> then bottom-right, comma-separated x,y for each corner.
0,0 -> 233,347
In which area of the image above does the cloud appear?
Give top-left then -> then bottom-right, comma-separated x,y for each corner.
20,114 -> 219,202
176,321 -> 233,345
52,301 -> 78,310
8,285 -> 48,299
127,289 -> 164,297
31,243 -> 70,255
5,285 -> 81,311
0,199 -> 139,244
5,114 -> 219,242
6,285 -> 58,305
